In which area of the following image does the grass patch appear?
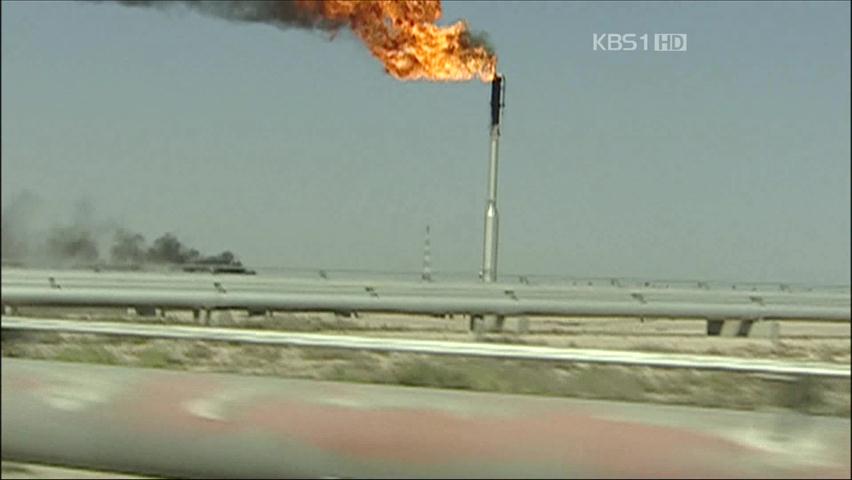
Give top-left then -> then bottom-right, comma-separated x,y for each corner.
386,357 -> 571,396
125,337 -> 151,346
184,342 -> 214,360
55,345 -> 118,365
241,315 -> 363,332
241,345 -> 282,363
326,362 -> 394,384
299,347 -> 374,362
566,365 -> 646,400
136,347 -> 182,369
392,359 -> 475,389
2,331 -> 69,345
773,376 -> 825,412
1,331 -> 31,343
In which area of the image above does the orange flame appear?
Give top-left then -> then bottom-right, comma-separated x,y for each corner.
297,0 -> 497,82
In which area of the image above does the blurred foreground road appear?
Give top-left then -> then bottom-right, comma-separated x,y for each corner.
2,358 -> 849,478
1,461 -> 151,479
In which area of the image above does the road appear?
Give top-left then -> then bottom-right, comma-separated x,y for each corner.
1,461 -> 150,479
2,358 -> 849,478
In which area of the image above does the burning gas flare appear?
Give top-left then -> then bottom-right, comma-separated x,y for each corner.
299,0 -> 496,82
113,0 -> 496,82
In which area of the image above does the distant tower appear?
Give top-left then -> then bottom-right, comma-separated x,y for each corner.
422,225 -> 432,282
481,74 -> 505,283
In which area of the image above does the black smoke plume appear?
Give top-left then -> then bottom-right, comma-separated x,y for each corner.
111,1 -> 345,31
110,229 -> 147,265
2,191 -> 243,268
46,226 -> 101,264
143,233 -> 241,266
145,233 -> 200,264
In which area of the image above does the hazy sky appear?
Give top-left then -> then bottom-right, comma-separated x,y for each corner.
2,1 -> 850,284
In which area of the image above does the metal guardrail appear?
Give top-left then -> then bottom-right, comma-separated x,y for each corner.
2,285 -> 850,321
3,317 -> 848,378
5,268 -> 850,296
8,264 -> 846,292
2,269 -> 850,319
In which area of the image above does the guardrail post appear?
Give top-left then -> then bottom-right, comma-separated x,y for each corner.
706,319 -> 723,336
707,318 -> 780,339
504,316 -> 529,334
470,314 -> 483,335
470,314 -> 504,333
134,306 -> 157,317
749,319 -> 780,342
706,319 -> 755,337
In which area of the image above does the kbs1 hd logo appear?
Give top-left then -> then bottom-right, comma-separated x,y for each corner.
593,33 -> 687,52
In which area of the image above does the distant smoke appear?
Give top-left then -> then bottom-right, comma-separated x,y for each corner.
46,225 -> 101,264
41,199 -> 115,266
111,1 -> 345,31
110,229 -> 147,265
1,190 -> 41,261
145,232 -> 199,264
198,250 -> 237,265
2,191 -> 243,268
143,233 -> 241,266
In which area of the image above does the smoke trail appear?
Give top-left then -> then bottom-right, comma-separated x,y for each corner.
2,191 -> 244,268
103,0 -> 497,82
112,1 -> 345,31
1,190 -> 42,262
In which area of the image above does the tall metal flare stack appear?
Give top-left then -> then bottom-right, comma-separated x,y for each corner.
481,73 -> 505,283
